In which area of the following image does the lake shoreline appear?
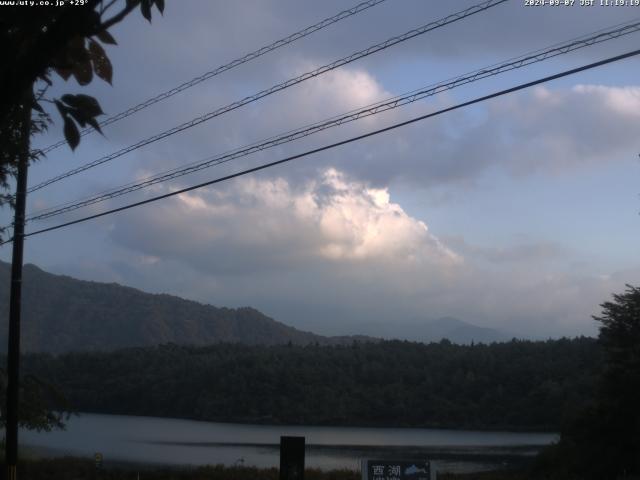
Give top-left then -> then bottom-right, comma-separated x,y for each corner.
21,413 -> 556,473
67,410 -> 560,434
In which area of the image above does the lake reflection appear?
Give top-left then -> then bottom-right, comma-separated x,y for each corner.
21,413 -> 557,473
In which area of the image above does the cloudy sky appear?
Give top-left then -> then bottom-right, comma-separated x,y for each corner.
2,0 -> 640,339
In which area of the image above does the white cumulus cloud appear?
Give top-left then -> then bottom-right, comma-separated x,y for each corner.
113,168 -> 460,273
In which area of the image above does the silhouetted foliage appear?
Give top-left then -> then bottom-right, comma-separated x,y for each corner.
17,457 -> 359,480
536,285 -> 640,479
0,1 -> 165,437
18,337 -> 600,431
0,367 -> 69,432
0,0 -> 164,237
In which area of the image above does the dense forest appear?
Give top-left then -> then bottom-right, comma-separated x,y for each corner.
20,337 -> 600,431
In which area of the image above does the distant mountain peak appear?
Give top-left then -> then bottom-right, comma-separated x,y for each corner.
430,316 -> 467,327
364,316 -> 508,345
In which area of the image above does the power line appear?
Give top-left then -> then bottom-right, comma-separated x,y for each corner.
39,0 -> 390,155
3,47 -> 636,245
24,20 -> 640,223
27,0 -> 508,194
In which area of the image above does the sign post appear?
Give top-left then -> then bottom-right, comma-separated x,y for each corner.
280,436 -> 305,480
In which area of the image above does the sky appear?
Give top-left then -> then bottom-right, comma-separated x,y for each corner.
2,0 -> 640,339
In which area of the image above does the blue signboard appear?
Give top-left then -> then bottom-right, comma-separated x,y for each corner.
362,460 -> 432,480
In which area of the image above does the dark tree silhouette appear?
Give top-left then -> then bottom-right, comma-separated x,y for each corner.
0,0 -> 164,224
0,0 -> 165,437
537,285 -> 640,479
591,285 -> 640,477
0,367 -> 69,432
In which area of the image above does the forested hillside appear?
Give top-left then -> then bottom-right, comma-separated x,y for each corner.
22,337 -> 600,430
0,261 -> 372,352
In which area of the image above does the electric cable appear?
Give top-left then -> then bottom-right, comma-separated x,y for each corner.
0,47 -> 635,245
27,0 -> 508,194
24,20 -> 640,223
39,0 -> 390,154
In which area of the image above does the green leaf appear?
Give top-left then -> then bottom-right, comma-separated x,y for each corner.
68,108 -> 88,128
60,94 -> 77,106
86,9 -> 102,31
54,67 -> 72,81
54,99 -> 67,117
62,94 -> 104,118
40,73 -> 53,86
63,116 -> 80,150
154,0 -> 164,14
76,94 -> 104,117
85,116 -> 103,135
32,101 -> 45,114
88,39 -> 113,84
71,58 -> 93,86
65,36 -> 93,86
96,29 -> 117,45
141,0 -> 152,22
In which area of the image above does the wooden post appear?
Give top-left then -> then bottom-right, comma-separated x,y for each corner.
279,436 -> 305,480
4,89 -> 31,480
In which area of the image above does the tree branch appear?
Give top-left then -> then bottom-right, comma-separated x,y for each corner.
100,0 -> 120,16
98,1 -> 140,32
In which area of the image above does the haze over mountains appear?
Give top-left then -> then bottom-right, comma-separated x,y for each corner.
365,317 -> 509,345
0,261 -> 508,353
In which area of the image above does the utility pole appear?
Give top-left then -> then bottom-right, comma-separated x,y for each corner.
5,90 -> 31,480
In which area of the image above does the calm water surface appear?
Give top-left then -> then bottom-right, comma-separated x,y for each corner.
21,413 -> 558,473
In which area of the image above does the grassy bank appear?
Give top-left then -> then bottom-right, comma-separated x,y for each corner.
18,458 -> 356,479
16,457 -> 533,480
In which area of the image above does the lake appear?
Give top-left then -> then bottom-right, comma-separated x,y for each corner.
21,413 -> 558,473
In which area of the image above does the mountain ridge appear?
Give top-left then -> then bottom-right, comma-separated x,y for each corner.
0,261 -> 374,353
0,260 -> 506,352
363,316 -> 508,344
